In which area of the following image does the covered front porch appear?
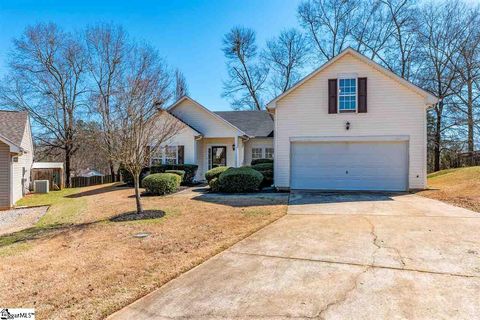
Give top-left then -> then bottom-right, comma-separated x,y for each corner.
194,136 -> 247,181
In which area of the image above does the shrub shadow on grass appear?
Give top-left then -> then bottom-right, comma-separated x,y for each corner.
191,192 -> 288,208
109,210 -> 165,222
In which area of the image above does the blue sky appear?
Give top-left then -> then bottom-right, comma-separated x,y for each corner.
0,0 -> 303,111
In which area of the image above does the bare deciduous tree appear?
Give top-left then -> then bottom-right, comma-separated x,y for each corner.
452,7 -> 480,153
174,68 -> 189,101
222,27 -> 268,110
380,0 -> 419,80
351,0 -> 394,60
0,23 -> 86,187
298,0 -> 358,62
417,1 -> 466,171
106,44 -> 180,213
263,29 -> 309,94
85,23 -> 128,180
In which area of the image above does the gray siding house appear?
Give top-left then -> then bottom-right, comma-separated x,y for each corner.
0,111 -> 34,209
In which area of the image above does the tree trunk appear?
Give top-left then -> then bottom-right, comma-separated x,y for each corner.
133,173 -> 143,214
109,160 -> 116,182
65,149 -> 71,188
467,79 -> 474,153
434,107 -> 442,172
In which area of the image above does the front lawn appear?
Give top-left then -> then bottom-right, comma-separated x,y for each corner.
418,166 -> 480,213
0,184 -> 287,319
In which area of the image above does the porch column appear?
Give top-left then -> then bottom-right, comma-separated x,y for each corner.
234,136 -> 239,167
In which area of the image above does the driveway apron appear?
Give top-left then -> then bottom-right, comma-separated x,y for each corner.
109,192 -> 480,320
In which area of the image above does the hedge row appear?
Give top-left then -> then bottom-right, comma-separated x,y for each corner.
120,164 -> 198,187
205,166 -> 263,193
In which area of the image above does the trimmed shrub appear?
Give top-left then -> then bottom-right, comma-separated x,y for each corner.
120,166 -> 150,187
208,177 -> 221,192
251,162 -> 274,188
251,158 -> 274,165
150,164 -> 198,185
218,167 -> 263,193
142,173 -> 181,195
205,166 -> 229,182
165,170 -> 185,180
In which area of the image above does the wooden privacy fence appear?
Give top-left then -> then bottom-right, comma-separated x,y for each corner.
70,175 -> 115,188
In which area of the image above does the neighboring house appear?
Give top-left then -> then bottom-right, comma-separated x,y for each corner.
0,111 -> 34,209
76,168 -> 104,178
267,48 -> 438,191
152,96 -> 274,181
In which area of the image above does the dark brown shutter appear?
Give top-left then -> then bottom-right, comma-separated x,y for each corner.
177,145 -> 184,164
358,77 -> 367,113
328,79 -> 338,114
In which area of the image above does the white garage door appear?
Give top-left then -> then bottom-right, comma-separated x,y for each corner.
291,141 -> 408,191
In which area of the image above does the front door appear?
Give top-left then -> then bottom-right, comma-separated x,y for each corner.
211,146 -> 227,168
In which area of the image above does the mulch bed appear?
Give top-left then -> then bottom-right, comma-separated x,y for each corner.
109,210 -> 165,222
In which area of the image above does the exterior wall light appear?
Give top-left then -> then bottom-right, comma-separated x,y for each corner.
346,121 -> 351,130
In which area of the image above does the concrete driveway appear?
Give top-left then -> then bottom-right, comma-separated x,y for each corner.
110,192 -> 480,319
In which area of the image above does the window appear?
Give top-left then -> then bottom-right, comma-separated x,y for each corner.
338,78 -> 357,112
265,148 -> 274,159
252,147 -> 263,160
151,146 -> 179,166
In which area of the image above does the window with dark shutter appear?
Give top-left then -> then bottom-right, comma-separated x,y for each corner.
328,79 -> 338,114
177,145 -> 185,164
358,77 -> 367,113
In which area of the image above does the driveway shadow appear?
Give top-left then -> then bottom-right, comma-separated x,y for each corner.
289,191 -> 402,205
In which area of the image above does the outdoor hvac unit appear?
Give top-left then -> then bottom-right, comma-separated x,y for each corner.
34,180 -> 49,194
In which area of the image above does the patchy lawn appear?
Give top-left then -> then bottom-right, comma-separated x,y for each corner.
418,166 -> 480,213
0,183 -> 288,319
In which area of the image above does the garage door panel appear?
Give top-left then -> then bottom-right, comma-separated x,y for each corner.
291,141 -> 408,191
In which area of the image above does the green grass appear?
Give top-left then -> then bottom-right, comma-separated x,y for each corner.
1,188 -> 89,248
427,168 -> 461,179
16,188 -> 87,227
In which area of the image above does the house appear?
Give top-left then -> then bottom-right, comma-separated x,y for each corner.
267,48 -> 438,191
153,96 -> 274,181
0,111 -> 34,209
76,168 -> 104,178
154,48 -> 437,191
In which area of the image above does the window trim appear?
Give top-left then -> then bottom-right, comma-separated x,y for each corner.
265,147 -> 274,159
150,145 -> 179,166
251,147 -> 263,160
337,77 -> 358,113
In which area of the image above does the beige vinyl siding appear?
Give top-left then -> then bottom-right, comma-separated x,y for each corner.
171,100 -> 241,137
275,53 -> 427,190
243,138 -> 274,166
0,142 -> 10,208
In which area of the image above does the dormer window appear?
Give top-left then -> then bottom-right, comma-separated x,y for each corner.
338,78 -> 357,113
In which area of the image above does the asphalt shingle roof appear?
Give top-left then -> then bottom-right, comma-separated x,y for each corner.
0,110 -> 28,147
214,111 -> 274,137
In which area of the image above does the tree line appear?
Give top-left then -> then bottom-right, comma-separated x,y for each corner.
0,23 -> 188,187
222,0 -> 480,172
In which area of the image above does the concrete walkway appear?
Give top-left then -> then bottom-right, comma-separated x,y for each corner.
109,192 -> 480,319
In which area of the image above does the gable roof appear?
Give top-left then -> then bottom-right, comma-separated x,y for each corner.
165,110 -> 203,135
168,96 -> 248,136
266,47 -> 439,109
214,111 -> 273,137
0,110 -> 29,152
